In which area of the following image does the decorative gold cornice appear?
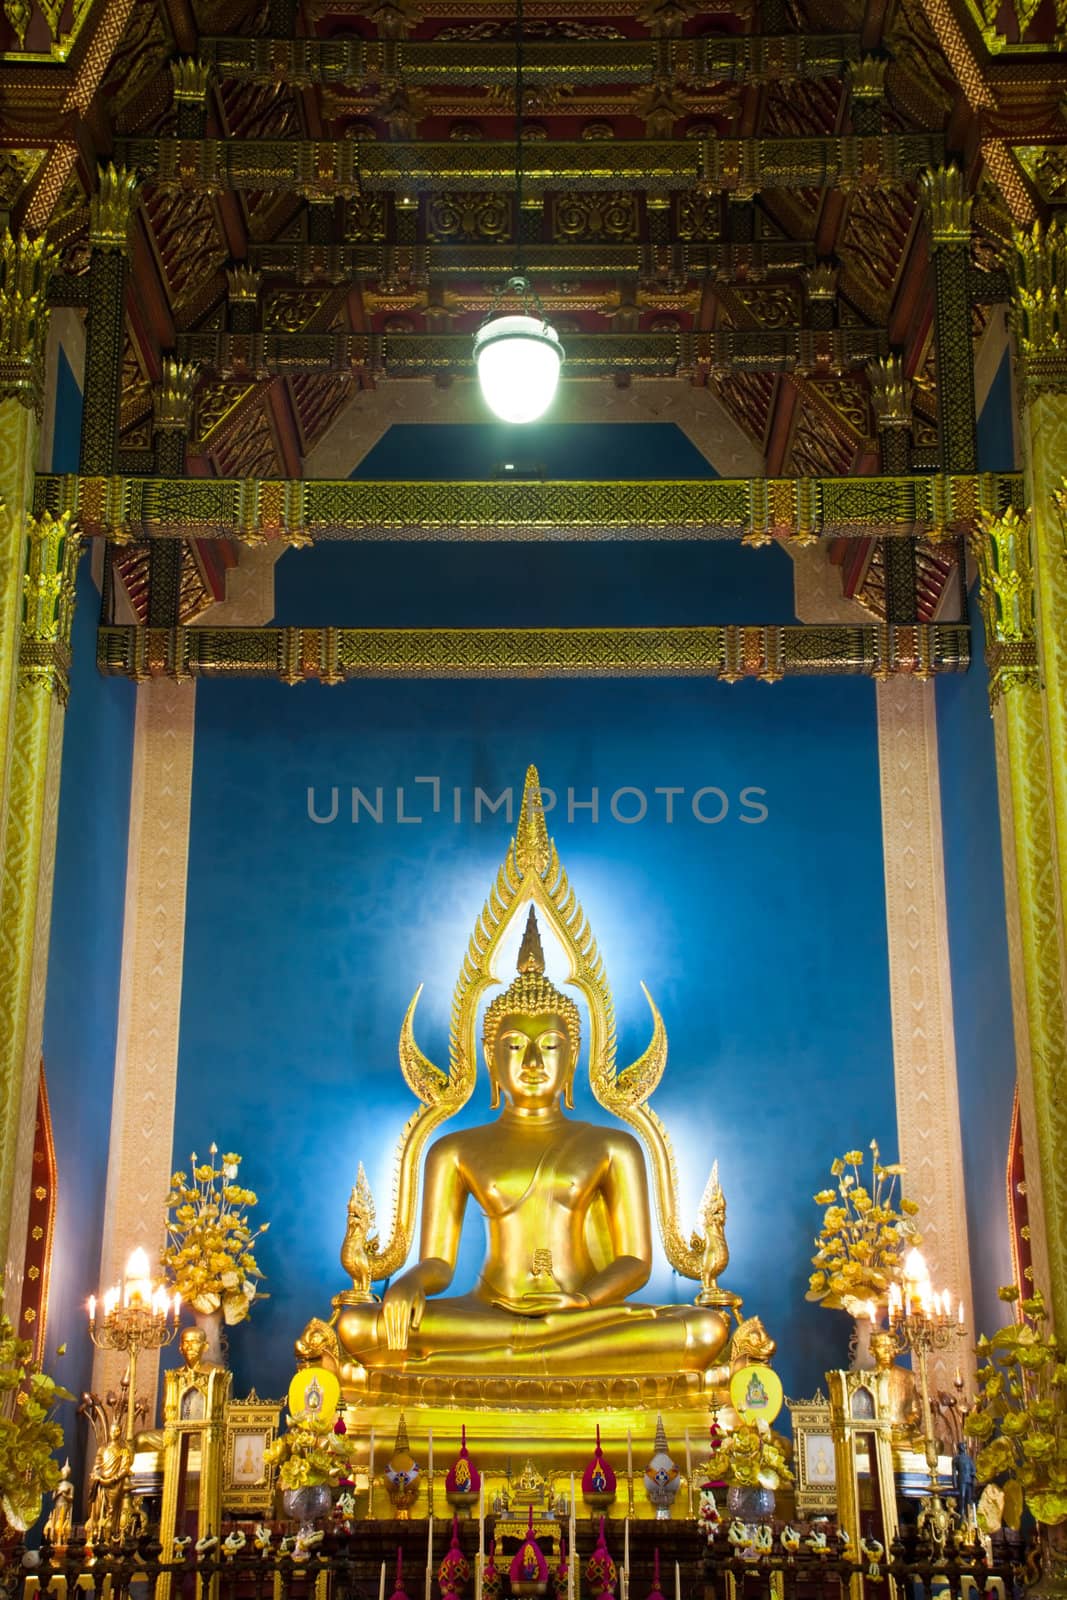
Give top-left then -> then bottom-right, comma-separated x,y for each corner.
919,163 -> 974,247
96,621 -> 970,683
153,358 -> 199,432
114,133 -> 945,196
867,355 -> 912,428
971,506 -> 1039,705
34,470 -> 1024,545
88,163 -> 139,251
225,266 -> 260,304
170,57 -> 212,102
199,31 -> 860,87
19,511 -> 80,704
1009,220 -> 1067,397
0,234 -> 57,418
847,55 -> 887,99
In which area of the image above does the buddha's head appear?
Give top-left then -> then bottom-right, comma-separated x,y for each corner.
483,907 -> 581,1111
870,1330 -> 896,1371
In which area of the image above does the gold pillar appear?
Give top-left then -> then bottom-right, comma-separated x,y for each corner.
0,233 -> 56,1286
971,503 -> 1067,1330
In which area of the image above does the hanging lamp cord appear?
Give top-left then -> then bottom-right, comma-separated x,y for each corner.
514,0 -> 524,276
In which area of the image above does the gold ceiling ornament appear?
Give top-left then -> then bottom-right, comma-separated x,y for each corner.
846,55 -> 888,100
0,232 -> 57,417
867,354 -> 913,428
970,506 -> 1039,705
153,358 -> 200,432
919,163 -> 973,247
89,164 -> 140,252
803,263 -> 839,302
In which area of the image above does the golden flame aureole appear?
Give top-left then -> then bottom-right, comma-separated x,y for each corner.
374,764 -> 709,1282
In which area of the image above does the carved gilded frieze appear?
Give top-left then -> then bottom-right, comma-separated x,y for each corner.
426,192 -> 513,243
551,192 -> 640,242
96,621 -> 970,683
36,471 -> 1024,543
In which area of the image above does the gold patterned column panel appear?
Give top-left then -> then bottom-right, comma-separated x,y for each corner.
0,234 -> 55,1284
93,680 -> 197,1408
1007,224 -> 1067,1331
875,677 -> 976,1388
972,503 -> 1067,1333
0,515 -> 80,1298
991,701 -> 1052,1304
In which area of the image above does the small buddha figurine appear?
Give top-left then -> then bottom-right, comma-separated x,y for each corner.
335,910 -> 730,1376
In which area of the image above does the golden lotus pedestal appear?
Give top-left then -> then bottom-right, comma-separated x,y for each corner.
343,1369 -> 730,1516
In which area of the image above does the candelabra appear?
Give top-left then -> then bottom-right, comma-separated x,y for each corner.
88,1248 -> 180,1447
886,1250 -> 968,1556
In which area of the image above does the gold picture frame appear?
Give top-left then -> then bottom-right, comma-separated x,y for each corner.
787,1391 -> 838,1516
223,1394 -> 283,1515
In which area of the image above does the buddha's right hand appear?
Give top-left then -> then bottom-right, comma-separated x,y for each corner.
381,1282 -> 426,1350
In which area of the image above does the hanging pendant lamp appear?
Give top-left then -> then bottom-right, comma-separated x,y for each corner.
473,0 -> 563,421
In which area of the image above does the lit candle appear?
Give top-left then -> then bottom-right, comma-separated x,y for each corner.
478,1482 -> 485,1562
675,1560 -> 681,1600
88,1295 -> 96,1325
379,1561 -> 386,1600
425,1515 -> 433,1600
173,1291 -> 182,1318
624,1517 -> 630,1576
124,1247 -> 152,1309
958,1300 -> 965,1326
428,1428 -> 434,1516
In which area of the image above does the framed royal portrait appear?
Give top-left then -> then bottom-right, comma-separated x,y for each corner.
222,1396 -> 283,1515
787,1392 -> 838,1516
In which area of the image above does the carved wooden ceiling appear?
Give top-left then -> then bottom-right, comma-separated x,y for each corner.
0,0 -> 1061,625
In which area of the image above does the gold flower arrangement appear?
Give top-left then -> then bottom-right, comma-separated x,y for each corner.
264,1414 -> 356,1491
162,1144 -> 268,1325
966,1285 -> 1067,1528
807,1141 -> 921,1315
0,1302 -> 72,1532
717,1416 -> 794,1491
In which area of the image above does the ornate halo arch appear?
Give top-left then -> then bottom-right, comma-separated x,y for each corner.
366,764 -> 706,1284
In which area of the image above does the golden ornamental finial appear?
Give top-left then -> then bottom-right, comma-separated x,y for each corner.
226,265 -> 260,304
89,164 -> 139,251
0,232 -> 57,416
515,764 -> 550,877
19,511 -> 80,705
1009,221 -> 1067,390
847,56 -> 887,99
516,906 -> 545,975
867,355 -> 912,428
803,263 -> 838,302
919,164 -> 973,247
970,506 -> 1039,706
170,57 -> 212,102
154,357 -> 199,431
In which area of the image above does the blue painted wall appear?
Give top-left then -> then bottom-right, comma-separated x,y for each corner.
176,423 -> 895,1407
936,348 -> 1017,1339
41,350 -> 136,1489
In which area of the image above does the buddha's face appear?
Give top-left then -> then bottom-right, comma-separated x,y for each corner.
491,1010 -> 573,1110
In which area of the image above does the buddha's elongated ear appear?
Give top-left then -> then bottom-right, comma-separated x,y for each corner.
484,1044 -> 501,1110
563,1064 -> 575,1111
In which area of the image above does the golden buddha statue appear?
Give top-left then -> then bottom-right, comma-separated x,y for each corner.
334,907 -> 730,1376
298,765 -> 774,1463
